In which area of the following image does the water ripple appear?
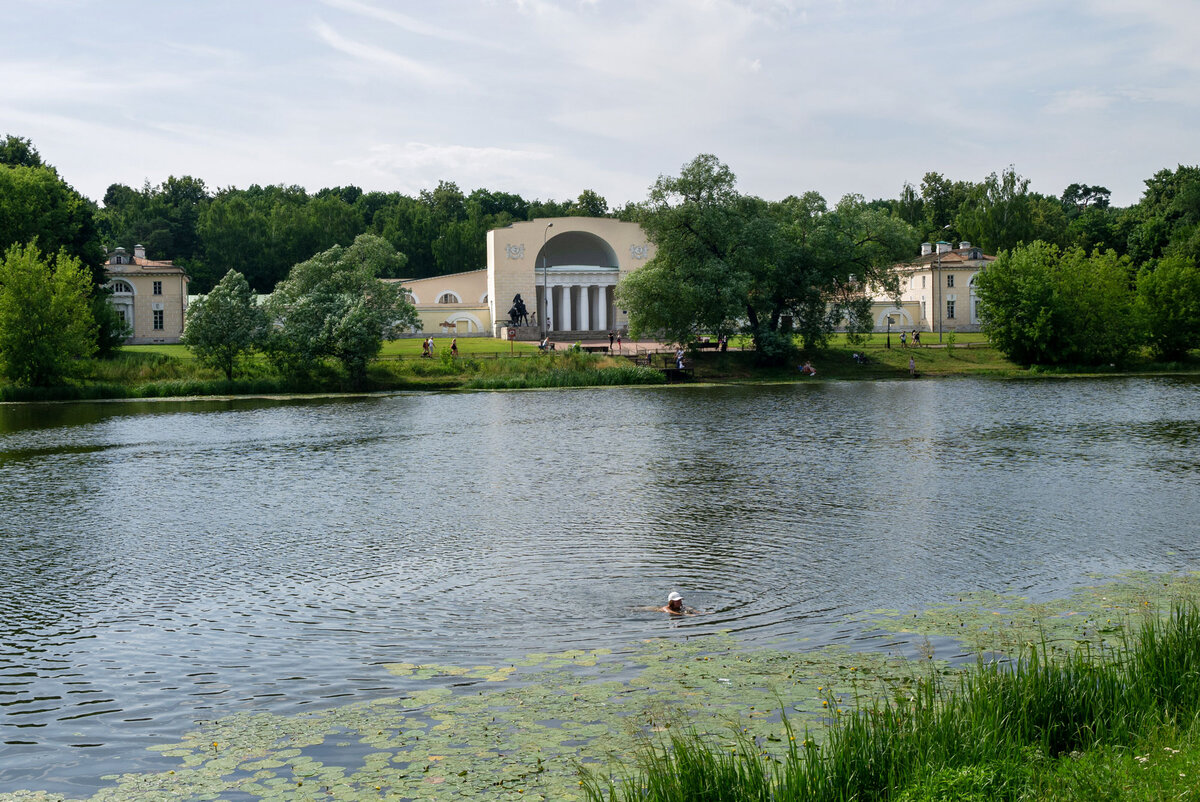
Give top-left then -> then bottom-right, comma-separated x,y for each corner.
0,378 -> 1198,793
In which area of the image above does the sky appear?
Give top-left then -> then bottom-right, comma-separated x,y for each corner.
3,0 -> 1198,209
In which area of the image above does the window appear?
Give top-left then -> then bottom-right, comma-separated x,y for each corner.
921,275 -> 926,289
437,292 -> 459,304
946,274 -> 955,288
110,280 -> 133,293
116,310 -> 126,324
153,310 -> 164,330
153,281 -> 162,295
946,300 -> 956,319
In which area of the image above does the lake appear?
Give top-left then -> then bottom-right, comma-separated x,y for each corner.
1,377 -> 1198,794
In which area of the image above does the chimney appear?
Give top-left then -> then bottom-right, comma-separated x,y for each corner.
936,241 -> 951,254
959,241 -> 971,250
920,242 -> 932,256
134,244 -> 146,260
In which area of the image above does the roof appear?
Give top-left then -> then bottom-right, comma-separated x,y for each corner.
900,247 -> 995,270
105,249 -> 187,277
106,260 -> 188,278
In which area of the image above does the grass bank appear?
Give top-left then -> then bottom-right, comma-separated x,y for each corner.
584,604 -> 1200,802
0,347 -> 664,401
3,336 -> 1195,402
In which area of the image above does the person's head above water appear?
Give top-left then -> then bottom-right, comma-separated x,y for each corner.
667,591 -> 683,611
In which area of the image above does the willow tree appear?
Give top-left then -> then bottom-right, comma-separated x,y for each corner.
618,154 -> 914,360
265,234 -> 418,387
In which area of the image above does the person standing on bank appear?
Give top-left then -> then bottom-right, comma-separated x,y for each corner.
609,330 -> 615,350
450,338 -> 459,357
909,355 -> 916,377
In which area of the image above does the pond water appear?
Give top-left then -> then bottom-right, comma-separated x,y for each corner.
1,377 -> 1198,794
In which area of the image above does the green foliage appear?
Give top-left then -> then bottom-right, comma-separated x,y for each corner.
975,242 -> 1136,366
588,604 -> 1200,802
621,155 -> 914,361
0,133 -> 43,167
91,290 -> 131,358
181,269 -> 266,380
265,234 -> 419,387
954,166 -> 1036,254
1134,255 -> 1200,360
0,244 -> 98,385
0,160 -> 106,284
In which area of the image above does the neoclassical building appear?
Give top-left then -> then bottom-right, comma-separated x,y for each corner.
487,217 -> 654,336
863,241 -> 995,334
104,245 -> 190,343
397,217 -> 655,338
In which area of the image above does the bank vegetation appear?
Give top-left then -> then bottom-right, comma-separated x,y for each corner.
583,604 -> 1200,802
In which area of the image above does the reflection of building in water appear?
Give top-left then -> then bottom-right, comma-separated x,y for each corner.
392,217 -> 655,339
104,245 -> 189,344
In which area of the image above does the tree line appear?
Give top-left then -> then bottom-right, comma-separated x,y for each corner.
2,132 -> 1197,386
626,155 -> 1200,366
98,176 -> 626,293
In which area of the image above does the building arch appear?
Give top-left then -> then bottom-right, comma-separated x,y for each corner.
875,306 -> 914,329
108,280 -> 135,294
534,230 -> 619,269
440,312 -> 483,333
436,290 -> 462,304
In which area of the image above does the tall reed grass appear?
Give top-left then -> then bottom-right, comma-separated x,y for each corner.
583,604 -> 1200,802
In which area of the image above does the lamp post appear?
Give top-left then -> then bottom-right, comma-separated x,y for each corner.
886,315 -> 895,349
541,222 -> 553,338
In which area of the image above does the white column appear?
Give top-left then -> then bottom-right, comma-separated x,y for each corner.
559,285 -> 572,331
579,285 -> 591,331
597,285 -> 608,330
547,283 -> 557,331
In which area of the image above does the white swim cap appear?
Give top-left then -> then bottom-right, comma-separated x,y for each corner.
668,592 -> 683,602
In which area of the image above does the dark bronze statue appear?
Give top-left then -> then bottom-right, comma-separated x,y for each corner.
508,293 -> 529,326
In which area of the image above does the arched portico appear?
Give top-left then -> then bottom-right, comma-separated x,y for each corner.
534,231 -> 620,333
487,217 -> 654,337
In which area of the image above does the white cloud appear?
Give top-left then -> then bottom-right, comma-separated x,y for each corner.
309,19 -> 468,88
2,0 -> 1194,207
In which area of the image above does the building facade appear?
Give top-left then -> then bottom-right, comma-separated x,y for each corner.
394,269 -> 492,335
391,217 -> 656,339
881,241 -> 995,334
487,217 -> 655,337
104,245 -> 189,344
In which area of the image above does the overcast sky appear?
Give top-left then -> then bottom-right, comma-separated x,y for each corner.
4,0 -> 1197,208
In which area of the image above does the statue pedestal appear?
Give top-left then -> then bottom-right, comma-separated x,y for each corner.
500,326 -> 542,341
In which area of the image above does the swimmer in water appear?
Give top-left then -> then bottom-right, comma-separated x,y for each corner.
660,591 -> 702,616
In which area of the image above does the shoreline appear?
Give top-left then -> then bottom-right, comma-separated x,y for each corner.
4,366 -> 1200,406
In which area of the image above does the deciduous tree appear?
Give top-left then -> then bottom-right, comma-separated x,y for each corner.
975,242 -> 1136,366
265,235 -> 418,387
619,154 -> 913,359
0,244 -> 97,386
182,269 -> 266,380
1134,255 -> 1200,360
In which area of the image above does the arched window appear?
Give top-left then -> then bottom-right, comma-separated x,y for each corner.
109,280 -> 134,294
437,292 -> 460,304
480,293 -> 488,304
404,293 -> 417,305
